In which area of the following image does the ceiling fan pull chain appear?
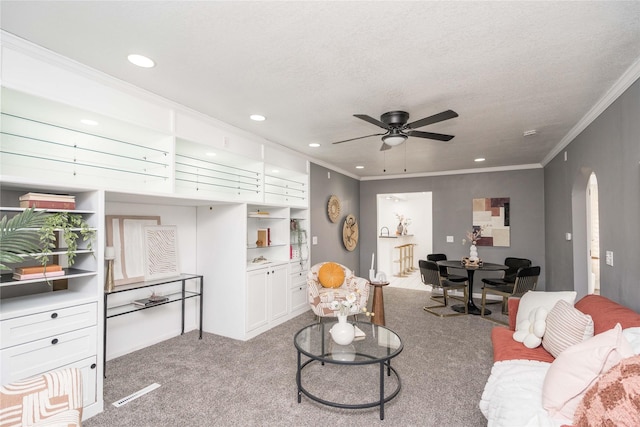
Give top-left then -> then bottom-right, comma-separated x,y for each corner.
383,150 -> 387,173
404,142 -> 407,172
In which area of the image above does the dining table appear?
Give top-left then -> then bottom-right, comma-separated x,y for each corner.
436,260 -> 508,315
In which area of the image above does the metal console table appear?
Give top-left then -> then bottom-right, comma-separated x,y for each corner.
103,273 -> 203,376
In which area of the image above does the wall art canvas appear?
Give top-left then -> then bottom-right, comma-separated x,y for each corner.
106,215 -> 161,286
473,197 -> 510,247
143,225 -> 180,281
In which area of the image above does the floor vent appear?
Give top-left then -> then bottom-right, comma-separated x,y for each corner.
113,383 -> 161,407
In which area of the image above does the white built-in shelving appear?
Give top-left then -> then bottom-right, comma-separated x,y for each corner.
0,33 -> 310,421
0,182 -> 104,420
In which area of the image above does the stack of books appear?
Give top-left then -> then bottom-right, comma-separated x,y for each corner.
133,295 -> 169,307
19,192 -> 76,210
13,264 -> 65,280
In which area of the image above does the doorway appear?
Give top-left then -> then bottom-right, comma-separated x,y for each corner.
587,173 -> 600,295
375,192 -> 432,290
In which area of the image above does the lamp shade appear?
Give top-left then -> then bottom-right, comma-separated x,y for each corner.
382,133 -> 407,146
105,246 -> 115,260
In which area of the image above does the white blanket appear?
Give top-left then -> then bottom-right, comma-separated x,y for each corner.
479,360 -> 572,427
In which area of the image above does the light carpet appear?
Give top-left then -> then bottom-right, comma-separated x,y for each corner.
85,287 -> 502,426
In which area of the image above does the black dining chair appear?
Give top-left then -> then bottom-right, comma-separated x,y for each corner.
480,266 -> 541,324
419,259 -> 468,317
426,253 -> 467,283
482,257 -> 532,287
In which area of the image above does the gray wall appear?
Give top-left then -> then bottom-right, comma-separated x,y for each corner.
359,169 -> 546,288
309,163 -> 361,274
544,79 -> 640,310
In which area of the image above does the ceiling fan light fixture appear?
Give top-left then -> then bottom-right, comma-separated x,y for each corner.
382,133 -> 407,146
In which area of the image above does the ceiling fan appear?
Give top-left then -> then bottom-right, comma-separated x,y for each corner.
332,109 -> 458,151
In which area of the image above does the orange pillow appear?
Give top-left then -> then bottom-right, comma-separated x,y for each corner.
318,262 -> 345,288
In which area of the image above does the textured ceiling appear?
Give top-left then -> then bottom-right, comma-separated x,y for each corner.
2,1 -> 640,178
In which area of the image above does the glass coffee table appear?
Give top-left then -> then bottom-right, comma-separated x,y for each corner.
294,321 -> 403,420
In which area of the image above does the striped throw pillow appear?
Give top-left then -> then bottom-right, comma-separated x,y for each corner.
543,299 -> 594,358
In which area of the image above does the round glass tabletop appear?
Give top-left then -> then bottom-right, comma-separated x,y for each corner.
294,321 -> 403,364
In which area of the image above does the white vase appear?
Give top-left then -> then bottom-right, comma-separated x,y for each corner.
330,315 -> 355,345
469,244 -> 479,261
331,343 -> 356,361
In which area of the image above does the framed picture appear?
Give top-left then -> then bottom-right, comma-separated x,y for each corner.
472,197 -> 510,247
106,215 -> 161,286
143,225 -> 180,281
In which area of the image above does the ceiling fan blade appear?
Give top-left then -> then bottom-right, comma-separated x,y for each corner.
406,130 -> 455,141
354,114 -> 391,130
332,132 -> 387,144
405,109 -> 458,130
380,142 -> 393,151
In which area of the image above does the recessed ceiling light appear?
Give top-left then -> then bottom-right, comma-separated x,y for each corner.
475,158 -> 486,162
80,119 -> 98,126
127,54 -> 155,68
205,152 -> 216,156
355,165 -> 364,169
523,129 -> 537,137
250,114 -> 266,122
271,169 -> 279,173
308,143 -> 320,148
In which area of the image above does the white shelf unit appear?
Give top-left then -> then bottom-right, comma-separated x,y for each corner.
0,88 -> 173,194
264,165 -> 308,208
289,207 -> 309,316
174,138 -> 263,203
246,204 -> 290,266
0,182 -> 104,420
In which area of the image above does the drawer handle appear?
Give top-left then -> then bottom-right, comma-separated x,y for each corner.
51,338 -> 59,345
51,313 -> 58,319
91,363 -> 96,369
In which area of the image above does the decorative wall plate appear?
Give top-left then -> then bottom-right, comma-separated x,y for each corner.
342,214 -> 359,251
327,195 -> 341,223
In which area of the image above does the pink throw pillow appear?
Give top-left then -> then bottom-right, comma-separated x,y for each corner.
573,354 -> 640,427
542,323 -> 634,420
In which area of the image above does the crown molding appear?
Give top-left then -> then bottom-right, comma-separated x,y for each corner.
542,55 -> 640,166
359,163 -> 542,181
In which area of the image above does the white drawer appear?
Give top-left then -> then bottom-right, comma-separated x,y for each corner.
1,326 -> 97,385
290,271 -> 307,288
290,284 -> 308,312
1,302 -> 97,349
289,262 -> 306,275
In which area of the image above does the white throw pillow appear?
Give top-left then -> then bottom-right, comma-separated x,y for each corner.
515,291 -> 577,331
542,299 -> 594,357
513,306 -> 548,348
622,327 -> 640,354
542,323 -> 634,420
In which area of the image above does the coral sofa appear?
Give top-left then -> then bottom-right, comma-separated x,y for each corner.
480,293 -> 640,427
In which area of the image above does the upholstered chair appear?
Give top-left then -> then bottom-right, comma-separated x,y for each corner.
307,262 -> 370,319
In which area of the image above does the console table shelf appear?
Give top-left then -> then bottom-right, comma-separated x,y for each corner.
103,274 -> 203,376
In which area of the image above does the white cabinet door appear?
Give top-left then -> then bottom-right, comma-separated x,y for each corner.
246,270 -> 268,332
269,264 -> 288,321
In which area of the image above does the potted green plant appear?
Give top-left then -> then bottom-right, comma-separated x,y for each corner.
0,208 -> 95,271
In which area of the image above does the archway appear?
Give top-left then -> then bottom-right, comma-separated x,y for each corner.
571,167 -> 596,299
587,172 -> 600,295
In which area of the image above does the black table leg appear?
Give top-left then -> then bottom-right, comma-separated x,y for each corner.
297,350 -> 302,403
379,361 -> 385,420
451,269 -> 491,315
